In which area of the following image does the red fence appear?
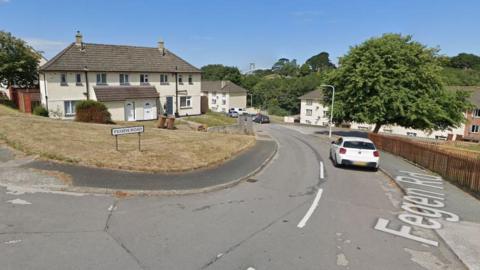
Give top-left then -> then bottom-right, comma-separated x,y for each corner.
369,133 -> 480,195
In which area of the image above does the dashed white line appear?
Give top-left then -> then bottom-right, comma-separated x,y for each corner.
246,268 -> 255,270
320,161 -> 324,179
297,188 -> 324,228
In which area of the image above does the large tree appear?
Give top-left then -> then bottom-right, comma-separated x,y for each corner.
306,52 -> 335,72
327,33 -> 471,133
271,58 -> 298,77
0,31 -> 40,88
201,64 -> 242,84
448,53 -> 480,70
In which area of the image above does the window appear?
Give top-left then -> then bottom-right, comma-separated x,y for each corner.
75,73 -> 82,85
119,74 -> 129,85
64,101 -> 77,116
406,132 -> 417,137
471,125 -> 480,133
306,99 -> 312,105
96,73 -> 107,85
306,109 -> 312,116
188,75 -> 193,84
140,74 -> 149,84
343,141 -> 376,150
178,74 -> 183,84
180,96 -> 192,108
212,98 -> 216,105
160,74 -> 169,84
222,99 -> 226,105
473,109 -> 480,118
60,73 -> 67,85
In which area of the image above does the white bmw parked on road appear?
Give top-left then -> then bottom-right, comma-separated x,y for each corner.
329,137 -> 380,170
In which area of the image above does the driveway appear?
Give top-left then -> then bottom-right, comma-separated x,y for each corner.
0,125 -> 465,270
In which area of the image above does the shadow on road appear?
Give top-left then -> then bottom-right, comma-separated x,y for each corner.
314,130 -> 369,138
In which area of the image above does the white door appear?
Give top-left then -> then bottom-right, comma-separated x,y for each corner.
144,101 -> 154,120
125,101 -> 135,121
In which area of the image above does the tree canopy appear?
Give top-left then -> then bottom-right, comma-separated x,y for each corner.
448,53 -> 480,70
326,33 -> 472,133
306,52 -> 335,72
0,31 -> 40,88
201,64 -> 242,84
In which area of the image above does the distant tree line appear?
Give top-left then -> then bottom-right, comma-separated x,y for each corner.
201,52 -> 336,115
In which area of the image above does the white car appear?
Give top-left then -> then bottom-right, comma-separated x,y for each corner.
229,107 -> 247,115
329,137 -> 380,170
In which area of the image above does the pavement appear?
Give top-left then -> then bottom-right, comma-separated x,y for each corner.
0,124 -> 474,269
0,137 -> 276,194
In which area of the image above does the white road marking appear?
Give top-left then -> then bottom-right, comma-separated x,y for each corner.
297,189 -> 324,228
320,161 -> 324,179
7,198 -> 31,205
246,268 -> 255,270
4,240 -> 22,245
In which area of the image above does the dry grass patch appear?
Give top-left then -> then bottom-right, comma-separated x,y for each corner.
0,105 -> 255,172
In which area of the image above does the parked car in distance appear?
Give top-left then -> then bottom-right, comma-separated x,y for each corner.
230,107 -> 247,115
329,137 -> 379,170
228,110 -> 239,118
253,114 -> 270,124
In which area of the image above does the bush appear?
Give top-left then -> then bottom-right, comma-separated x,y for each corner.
75,100 -> 113,124
0,99 -> 17,109
268,105 -> 289,116
33,106 -> 49,117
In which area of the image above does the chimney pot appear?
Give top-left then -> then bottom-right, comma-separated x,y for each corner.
75,31 -> 83,46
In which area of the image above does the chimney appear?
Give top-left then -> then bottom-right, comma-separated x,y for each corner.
221,80 -> 226,88
158,39 -> 165,55
75,31 -> 83,46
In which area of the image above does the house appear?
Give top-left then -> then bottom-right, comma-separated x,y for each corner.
39,31 -> 201,121
299,89 -> 330,126
299,87 -> 480,141
201,80 -> 247,113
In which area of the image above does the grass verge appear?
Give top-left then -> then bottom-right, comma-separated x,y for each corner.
0,105 -> 255,172
183,111 -> 237,127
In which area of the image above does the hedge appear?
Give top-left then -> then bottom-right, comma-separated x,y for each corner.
33,106 -> 49,117
75,100 -> 113,124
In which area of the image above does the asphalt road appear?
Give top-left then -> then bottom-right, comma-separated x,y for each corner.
0,125 -> 465,270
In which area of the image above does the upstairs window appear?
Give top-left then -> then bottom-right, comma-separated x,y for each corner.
75,73 -> 82,85
60,73 -> 67,86
119,74 -> 129,85
140,74 -> 149,84
160,74 -> 169,84
178,74 -> 183,84
473,109 -> 480,118
306,99 -> 313,105
96,73 -> 107,85
188,75 -> 193,84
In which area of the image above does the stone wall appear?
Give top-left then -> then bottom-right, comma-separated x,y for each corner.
207,116 -> 254,135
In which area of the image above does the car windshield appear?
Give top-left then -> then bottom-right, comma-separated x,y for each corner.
343,141 -> 376,150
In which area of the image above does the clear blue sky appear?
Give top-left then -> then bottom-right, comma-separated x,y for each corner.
1,0 -> 479,71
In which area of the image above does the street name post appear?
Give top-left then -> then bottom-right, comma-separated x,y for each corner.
111,126 -> 144,151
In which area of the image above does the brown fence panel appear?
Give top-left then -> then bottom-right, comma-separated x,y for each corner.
368,133 -> 480,195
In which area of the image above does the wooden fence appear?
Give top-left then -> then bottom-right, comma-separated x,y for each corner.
368,133 -> 480,195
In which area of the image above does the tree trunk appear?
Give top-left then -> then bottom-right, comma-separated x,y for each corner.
373,123 -> 382,133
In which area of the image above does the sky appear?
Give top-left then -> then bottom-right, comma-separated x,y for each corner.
1,0 -> 479,71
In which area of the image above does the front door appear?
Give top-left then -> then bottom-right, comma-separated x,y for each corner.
166,96 -> 173,115
125,101 -> 135,121
144,101 -> 154,120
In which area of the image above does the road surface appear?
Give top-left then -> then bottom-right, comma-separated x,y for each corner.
0,125 -> 465,269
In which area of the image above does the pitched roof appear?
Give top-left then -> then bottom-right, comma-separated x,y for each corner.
201,80 -> 248,94
446,86 -> 480,106
299,89 -> 323,100
93,85 -> 159,102
39,43 -> 200,73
